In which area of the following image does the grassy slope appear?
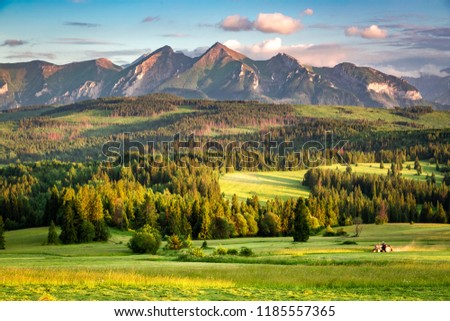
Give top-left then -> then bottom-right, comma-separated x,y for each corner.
1,224 -> 449,300
295,105 -> 450,130
220,170 -> 310,202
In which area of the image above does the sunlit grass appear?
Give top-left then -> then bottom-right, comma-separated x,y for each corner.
220,170 -> 310,202
1,224 -> 449,301
219,161 -> 443,202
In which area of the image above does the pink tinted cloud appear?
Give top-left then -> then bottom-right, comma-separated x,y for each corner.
254,13 -> 302,34
303,8 -> 314,16
345,25 -> 388,39
220,14 -> 253,31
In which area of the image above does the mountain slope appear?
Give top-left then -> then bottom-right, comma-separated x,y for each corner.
0,59 -> 121,108
315,63 -> 423,107
157,42 -> 261,99
404,72 -> 450,106
103,46 -> 194,97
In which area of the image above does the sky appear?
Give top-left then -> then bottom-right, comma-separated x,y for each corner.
0,0 -> 449,77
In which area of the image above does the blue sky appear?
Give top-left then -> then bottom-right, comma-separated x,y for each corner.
0,0 -> 449,76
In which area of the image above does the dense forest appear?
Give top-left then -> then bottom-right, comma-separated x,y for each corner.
0,95 -> 449,242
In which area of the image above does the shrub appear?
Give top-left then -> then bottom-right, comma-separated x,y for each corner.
166,234 -> 192,250
239,247 -> 253,257
128,225 -> 161,254
342,240 -> 357,245
166,234 -> 183,250
201,240 -> 208,249
375,214 -> 388,225
335,228 -> 348,236
214,246 -> 228,255
47,220 -> 58,245
227,248 -> 238,255
182,235 -> 192,249
323,225 -> 336,237
190,247 -> 205,258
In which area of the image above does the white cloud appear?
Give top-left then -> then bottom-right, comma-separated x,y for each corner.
303,8 -> 314,16
345,25 -> 388,39
223,38 -> 354,67
361,25 -> 388,39
377,64 -> 450,78
219,13 -> 302,35
250,37 -> 283,53
220,14 -> 253,31
254,13 -> 302,34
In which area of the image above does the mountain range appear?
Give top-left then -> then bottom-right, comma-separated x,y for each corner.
0,42 -> 434,110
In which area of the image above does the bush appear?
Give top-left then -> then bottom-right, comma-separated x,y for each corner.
201,240 -> 208,249
239,247 -> 253,257
335,228 -> 348,236
213,246 -> 228,255
324,226 -> 348,237
342,240 -> 357,245
190,247 -> 205,258
166,234 -> 192,250
166,234 -> 183,250
323,225 -> 336,237
47,220 -> 58,245
375,214 -> 388,225
128,225 -> 161,254
227,248 -> 239,255
182,235 -> 192,249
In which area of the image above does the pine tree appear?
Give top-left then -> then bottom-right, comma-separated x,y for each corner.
94,219 -> 110,241
420,202 -> 432,223
293,198 -> 310,242
198,200 -> 211,240
434,202 -> 447,223
59,201 -> 78,244
43,186 -> 60,225
0,216 -> 5,250
47,220 -> 58,245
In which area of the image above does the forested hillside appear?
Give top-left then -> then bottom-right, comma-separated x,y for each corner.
0,94 -> 449,242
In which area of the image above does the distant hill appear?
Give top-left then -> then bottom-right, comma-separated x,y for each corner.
404,70 -> 450,107
0,42 -> 427,110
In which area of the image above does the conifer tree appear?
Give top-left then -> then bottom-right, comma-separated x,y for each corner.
293,198 -> 310,242
47,220 -> 58,245
59,201 -> 78,244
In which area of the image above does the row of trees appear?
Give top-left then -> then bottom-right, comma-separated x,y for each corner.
304,168 -> 450,224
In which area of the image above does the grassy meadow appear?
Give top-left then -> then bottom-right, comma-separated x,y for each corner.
220,170 -> 310,202
1,224 -> 449,301
220,161 -> 442,202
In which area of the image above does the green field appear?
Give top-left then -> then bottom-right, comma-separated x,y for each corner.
220,170 -> 310,202
1,224 -> 449,301
220,161 -> 443,202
